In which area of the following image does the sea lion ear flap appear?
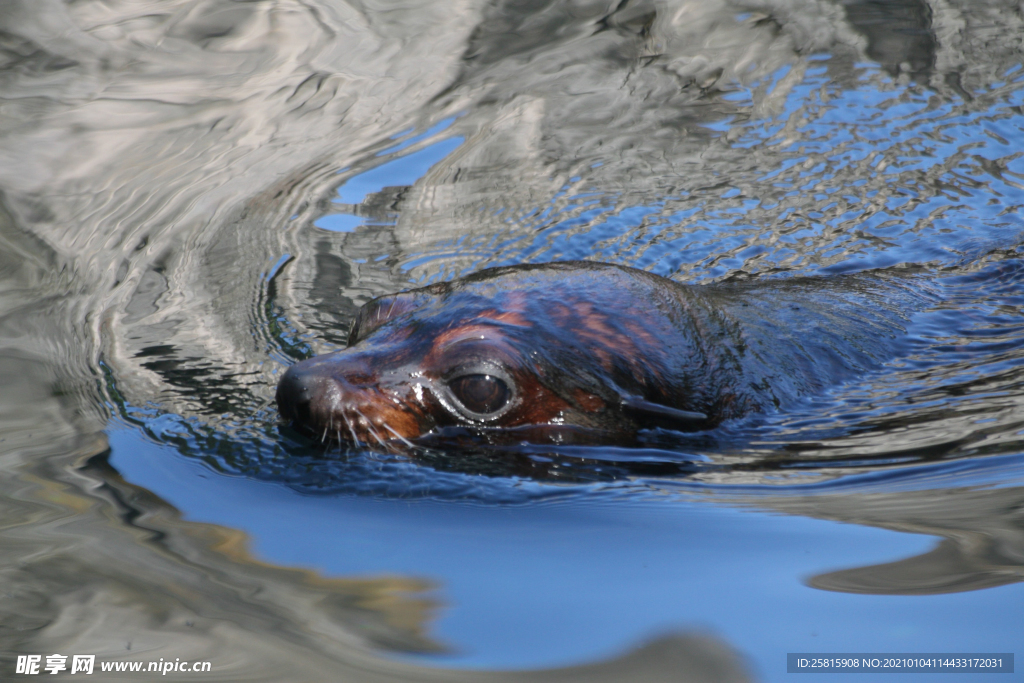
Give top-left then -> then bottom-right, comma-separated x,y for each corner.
347,292 -> 420,346
620,395 -> 708,430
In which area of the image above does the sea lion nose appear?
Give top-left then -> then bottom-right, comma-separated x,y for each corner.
276,362 -> 322,423
275,352 -> 383,437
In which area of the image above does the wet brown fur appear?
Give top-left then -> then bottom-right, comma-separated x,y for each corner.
277,261 -> 920,448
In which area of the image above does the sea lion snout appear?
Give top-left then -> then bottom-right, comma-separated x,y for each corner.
276,360 -> 329,424
277,353 -> 428,445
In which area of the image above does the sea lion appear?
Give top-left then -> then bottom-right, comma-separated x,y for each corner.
276,261 -> 922,448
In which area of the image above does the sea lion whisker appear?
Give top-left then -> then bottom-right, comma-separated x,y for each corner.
343,410 -> 361,446
369,428 -> 390,451
382,423 -> 415,449
353,408 -> 392,452
365,424 -> 390,451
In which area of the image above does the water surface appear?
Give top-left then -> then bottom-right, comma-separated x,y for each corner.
1,0 -> 1023,681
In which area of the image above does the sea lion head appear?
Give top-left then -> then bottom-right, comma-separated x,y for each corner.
276,262 -> 711,448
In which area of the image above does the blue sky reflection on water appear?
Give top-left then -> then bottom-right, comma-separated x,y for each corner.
315,122 -> 464,233
377,60 -> 1024,288
108,427 -> 1023,680
333,135 -> 464,206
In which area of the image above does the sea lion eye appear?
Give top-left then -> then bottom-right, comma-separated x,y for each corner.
448,374 -> 510,416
